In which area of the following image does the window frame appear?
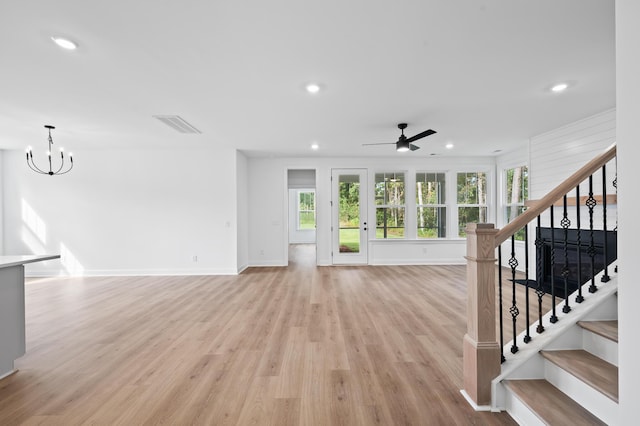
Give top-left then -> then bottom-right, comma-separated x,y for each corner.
415,171 -> 447,239
456,170 -> 490,238
503,165 -> 529,241
296,189 -> 316,231
373,171 -> 406,239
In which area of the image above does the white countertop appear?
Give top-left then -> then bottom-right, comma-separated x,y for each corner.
0,255 -> 60,269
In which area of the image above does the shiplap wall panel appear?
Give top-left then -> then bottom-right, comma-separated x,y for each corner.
530,109 -> 617,230
530,109 -> 616,201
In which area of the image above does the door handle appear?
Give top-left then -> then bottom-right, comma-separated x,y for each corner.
363,222 -> 367,231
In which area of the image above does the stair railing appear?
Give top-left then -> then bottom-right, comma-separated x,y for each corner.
463,143 -> 617,407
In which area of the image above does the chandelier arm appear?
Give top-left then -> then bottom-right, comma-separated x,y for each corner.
53,154 -> 66,175
56,154 -> 73,175
26,158 -> 49,175
56,163 -> 74,175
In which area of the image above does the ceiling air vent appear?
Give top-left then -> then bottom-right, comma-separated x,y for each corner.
153,115 -> 201,134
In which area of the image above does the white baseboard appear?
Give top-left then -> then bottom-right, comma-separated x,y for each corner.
369,258 -> 466,266
26,268 -> 240,277
460,390 -> 492,411
248,261 -> 287,267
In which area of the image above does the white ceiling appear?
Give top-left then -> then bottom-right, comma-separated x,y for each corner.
0,0 -> 615,158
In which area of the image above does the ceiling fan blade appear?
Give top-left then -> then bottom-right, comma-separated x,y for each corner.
405,129 -> 436,143
409,144 -> 420,151
362,142 -> 395,146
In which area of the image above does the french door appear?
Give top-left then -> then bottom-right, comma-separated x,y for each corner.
331,169 -> 368,264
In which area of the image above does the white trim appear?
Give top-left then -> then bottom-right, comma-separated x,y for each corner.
249,261 -> 288,267
460,390 -> 492,412
369,258 -> 465,266
25,268 -> 241,277
0,369 -> 18,381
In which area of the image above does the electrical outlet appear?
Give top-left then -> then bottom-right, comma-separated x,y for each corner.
192,255 -> 198,262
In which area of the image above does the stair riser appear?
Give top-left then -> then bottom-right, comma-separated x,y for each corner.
545,361 -> 618,425
583,330 -> 618,366
503,390 -> 547,426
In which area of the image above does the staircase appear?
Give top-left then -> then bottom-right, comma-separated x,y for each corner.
497,277 -> 618,425
462,144 -> 619,422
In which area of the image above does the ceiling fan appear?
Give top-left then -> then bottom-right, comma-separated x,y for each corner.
363,123 -> 437,152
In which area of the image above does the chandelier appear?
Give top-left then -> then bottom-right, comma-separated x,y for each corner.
26,125 -> 73,175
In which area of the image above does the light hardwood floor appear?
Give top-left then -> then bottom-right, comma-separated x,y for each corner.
0,245 -> 517,425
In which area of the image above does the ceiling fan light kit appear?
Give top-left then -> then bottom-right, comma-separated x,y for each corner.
363,122 -> 437,153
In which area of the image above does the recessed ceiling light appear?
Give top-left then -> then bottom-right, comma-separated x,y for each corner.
445,143 -> 454,149
305,83 -> 321,94
311,143 -> 319,150
51,36 -> 77,50
551,83 -> 568,93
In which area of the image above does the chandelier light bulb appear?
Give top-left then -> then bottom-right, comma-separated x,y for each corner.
51,36 -> 77,50
305,83 -> 321,94
551,83 -> 568,93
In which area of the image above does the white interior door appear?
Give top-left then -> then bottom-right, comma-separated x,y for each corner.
332,169 -> 368,264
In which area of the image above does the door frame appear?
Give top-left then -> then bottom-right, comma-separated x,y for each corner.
331,168 -> 368,265
284,167 -> 319,266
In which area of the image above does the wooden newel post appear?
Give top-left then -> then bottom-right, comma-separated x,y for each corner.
463,223 -> 500,407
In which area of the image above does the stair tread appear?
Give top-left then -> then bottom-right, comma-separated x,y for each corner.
504,379 -> 606,426
578,320 -> 618,342
540,349 -> 618,402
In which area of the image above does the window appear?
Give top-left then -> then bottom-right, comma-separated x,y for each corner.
375,172 -> 405,238
505,166 -> 528,240
457,172 -> 488,237
416,172 -> 446,238
297,190 -> 315,230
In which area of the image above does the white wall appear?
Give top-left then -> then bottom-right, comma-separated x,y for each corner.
616,0 -> 640,421
248,155 -> 495,267
4,147 -> 239,275
236,150 -> 249,273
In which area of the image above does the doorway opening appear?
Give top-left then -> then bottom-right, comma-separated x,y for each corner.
286,169 -> 317,266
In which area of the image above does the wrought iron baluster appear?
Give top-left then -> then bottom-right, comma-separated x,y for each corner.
549,206 -> 558,323
601,164 -> 610,282
523,225 -> 531,343
561,195 -> 571,313
535,216 -> 545,333
575,185 -> 584,303
509,235 -> 519,353
587,175 -> 598,293
498,245 -> 505,363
